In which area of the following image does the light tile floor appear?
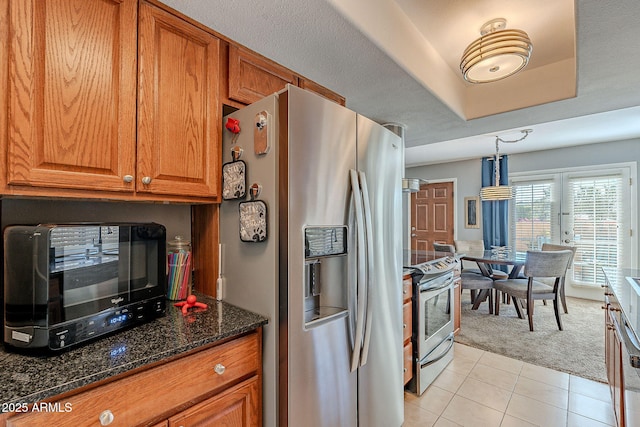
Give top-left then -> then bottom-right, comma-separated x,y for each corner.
404,343 -> 616,427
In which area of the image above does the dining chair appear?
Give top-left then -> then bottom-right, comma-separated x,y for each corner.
460,271 -> 495,313
454,239 -> 508,280
541,243 -> 577,314
493,250 -> 573,331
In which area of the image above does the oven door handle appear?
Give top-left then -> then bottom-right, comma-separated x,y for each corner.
419,275 -> 455,293
420,333 -> 455,369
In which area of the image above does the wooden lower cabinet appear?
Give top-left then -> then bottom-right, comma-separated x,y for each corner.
402,274 -> 413,385
168,376 -> 260,426
6,331 -> 262,427
606,305 -> 624,426
453,278 -> 461,335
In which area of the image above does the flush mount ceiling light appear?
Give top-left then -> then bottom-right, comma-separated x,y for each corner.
460,18 -> 533,84
480,129 -> 532,201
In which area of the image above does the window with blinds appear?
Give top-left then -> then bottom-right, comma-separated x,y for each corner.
511,179 -> 557,261
567,173 -> 627,287
510,165 -> 634,292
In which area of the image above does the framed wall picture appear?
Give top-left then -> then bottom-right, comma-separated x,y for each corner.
465,196 -> 480,229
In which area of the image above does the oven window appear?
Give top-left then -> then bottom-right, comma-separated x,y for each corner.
423,288 -> 451,340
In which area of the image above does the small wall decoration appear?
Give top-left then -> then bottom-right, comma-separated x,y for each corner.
465,196 -> 480,229
239,183 -> 267,242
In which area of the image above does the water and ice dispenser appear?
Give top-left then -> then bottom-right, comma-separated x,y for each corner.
303,226 -> 349,328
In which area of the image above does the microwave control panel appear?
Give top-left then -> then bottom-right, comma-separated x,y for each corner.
48,298 -> 165,350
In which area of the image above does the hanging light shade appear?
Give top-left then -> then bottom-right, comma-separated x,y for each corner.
460,18 -> 533,84
480,137 -> 513,201
402,178 -> 421,193
480,184 -> 513,200
480,130 -> 532,201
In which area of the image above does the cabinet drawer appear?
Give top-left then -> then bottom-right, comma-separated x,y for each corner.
403,277 -> 413,303
403,342 -> 413,385
7,333 -> 260,427
403,301 -> 412,343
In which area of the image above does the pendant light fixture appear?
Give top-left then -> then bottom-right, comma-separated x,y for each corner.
460,18 -> 533,84
480,129 -> 532,201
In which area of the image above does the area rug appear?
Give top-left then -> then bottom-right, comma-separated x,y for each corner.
455,295 -> 606,383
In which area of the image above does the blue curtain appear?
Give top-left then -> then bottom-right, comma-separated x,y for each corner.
481,155 -> 509,251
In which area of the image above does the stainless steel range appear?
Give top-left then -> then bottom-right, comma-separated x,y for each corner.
405,255 -> 457,395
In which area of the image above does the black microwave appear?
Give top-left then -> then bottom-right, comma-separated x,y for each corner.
3,223 -> 167,351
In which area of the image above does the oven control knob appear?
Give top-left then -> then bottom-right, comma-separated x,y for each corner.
99,410 -> 114,426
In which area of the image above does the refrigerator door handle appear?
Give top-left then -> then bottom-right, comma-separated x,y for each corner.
358,170 -> 375,367
349,169 -> 367,373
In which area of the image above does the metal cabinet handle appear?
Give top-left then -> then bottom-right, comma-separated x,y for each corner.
123,175 -> 133,183
403,323 -> 407,329
99,410 -> 114,426
214,363 -> 226,375
141,176 -> 152,185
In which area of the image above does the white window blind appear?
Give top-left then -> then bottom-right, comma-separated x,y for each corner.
511,179 -> 557,260
567,173 -> 626,287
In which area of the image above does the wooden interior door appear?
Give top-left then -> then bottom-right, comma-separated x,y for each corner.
410,181 -> 454,258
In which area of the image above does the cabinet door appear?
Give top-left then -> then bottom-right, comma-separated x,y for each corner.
228,44 -> 298,105
403,301 -> 412,343
138,2 -> 220,198
168,376 -> 261,427
403,342 -> 413,385
7,0 -> 137,192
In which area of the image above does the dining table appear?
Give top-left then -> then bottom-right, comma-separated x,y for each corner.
459,250 -> 526,311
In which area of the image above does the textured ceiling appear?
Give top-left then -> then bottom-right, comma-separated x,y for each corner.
161,0 -> 640,165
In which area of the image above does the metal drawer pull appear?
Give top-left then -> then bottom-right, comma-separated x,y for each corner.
99,409 -> 114,426
123,174 -> 133,183
141,176 -> 152,185
214,363 -> 226,375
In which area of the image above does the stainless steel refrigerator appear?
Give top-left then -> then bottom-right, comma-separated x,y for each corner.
220,85 -> 403,427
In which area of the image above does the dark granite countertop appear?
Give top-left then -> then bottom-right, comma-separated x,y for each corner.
0,294 -> 268,408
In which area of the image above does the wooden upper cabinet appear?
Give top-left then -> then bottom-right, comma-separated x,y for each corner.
7,0 -> 138,192
299,78 -> 346,106
137,2 -> 220,199
228,44 -> 298,105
